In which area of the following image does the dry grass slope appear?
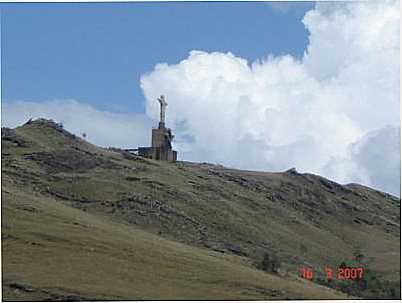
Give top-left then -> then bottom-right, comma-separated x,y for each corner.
1,119 -> 400,300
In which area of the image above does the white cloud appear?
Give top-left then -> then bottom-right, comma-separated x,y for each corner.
1,1 -> 399,196
1,99 -> 153,149
140,1 -> 400,196
324,125 -> 401,197
352,126 -> 401,197
267,2 -> 314,15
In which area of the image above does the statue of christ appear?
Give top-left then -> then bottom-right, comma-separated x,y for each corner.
158,95 -> 167,127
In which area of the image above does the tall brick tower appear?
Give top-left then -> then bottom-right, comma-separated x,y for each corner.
138,95 -> 177,162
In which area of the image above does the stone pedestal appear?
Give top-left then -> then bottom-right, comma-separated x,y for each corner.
137,95 -> 177,162
138,147 -> 177,162
138,125 -> 177,162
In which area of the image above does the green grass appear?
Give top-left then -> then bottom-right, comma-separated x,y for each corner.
2,120 -> 400,300
2,183 -> 350,300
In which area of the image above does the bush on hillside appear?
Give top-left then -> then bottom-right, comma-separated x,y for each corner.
260,252 -> 281,274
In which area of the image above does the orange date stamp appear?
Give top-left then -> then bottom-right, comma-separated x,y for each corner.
299,266 -> 364,281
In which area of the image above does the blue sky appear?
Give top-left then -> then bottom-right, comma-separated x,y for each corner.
1,2 -> 313,113
1,1 -> 400,196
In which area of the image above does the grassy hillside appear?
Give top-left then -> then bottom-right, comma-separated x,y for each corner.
2,182 -> 349,300
2,119 -> 400,300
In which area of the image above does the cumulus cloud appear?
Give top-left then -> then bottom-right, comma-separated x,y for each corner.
2,100 -> 153,149
324,125 -> 401,196
1,1 -> 399,196
351,126 -> 401,197
141,1 -> 400,195
267,2 -> 314,15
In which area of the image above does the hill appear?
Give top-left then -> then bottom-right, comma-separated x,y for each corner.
1,118 -> 400,300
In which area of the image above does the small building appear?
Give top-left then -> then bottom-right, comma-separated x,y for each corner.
138,95 -> 177,162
